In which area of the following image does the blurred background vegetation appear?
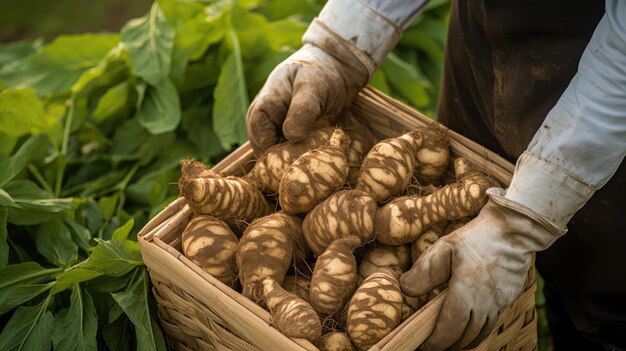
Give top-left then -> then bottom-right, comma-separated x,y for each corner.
0,0 -> 551,349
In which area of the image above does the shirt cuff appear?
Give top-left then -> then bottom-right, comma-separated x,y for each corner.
316,0 -> 403,67
504,152 -> 595,231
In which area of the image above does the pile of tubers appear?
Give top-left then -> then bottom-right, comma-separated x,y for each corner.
177,113 -> 494,350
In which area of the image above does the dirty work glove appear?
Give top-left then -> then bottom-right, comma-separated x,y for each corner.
246,19 -> 376,155
400,188 -> 565,351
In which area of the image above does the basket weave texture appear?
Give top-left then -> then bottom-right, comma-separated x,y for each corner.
138,88 -> 538,351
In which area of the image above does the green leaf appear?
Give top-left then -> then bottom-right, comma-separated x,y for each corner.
0,262 -> 60,314
111,270 -> 166,351
135,79 -> 181,134
52,285 -> 97,351
180,105 -> 225,160
0,34 -> 119,96
0,88 -> 62,143
169,0 -> 230,84
231,5 -> 271,60
3,180 -> 76,226
0,135 -> 48,187
63,220 -> 93,252
102,312 -> 132,351
0,208 -> 8,268
0,189 -> 15,207
52,239 -> 142,294
34,219 -> 78,267
121,3 -> 175,85
70,46 -> 129,98
0,294 -> 54,351
0,39 -> 42,68
213,47 -> 249,150
381,53 -> 431,108
111,218 -> 135,241
91,80 -> 133,123
266,19 -> 307,51
369,70 -> 392,94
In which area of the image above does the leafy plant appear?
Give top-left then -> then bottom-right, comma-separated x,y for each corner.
0,0 -> 449,349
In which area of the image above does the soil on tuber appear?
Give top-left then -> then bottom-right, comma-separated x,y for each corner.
181,215 -> 238,287
236,212 -> 302,302
303,189 -> 376,255
279,128 -> 351,214
356,130 -> 423,203
262,277 -> 322,342
310,236 -> 361,316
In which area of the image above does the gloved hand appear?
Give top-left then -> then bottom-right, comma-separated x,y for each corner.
400,189 -> 564,351
246,20 -> 373,155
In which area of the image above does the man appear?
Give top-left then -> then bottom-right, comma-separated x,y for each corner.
246,1 -> 626,350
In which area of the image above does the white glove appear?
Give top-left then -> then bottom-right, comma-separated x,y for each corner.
246,20 -> 373,155
400,189 -> 564,350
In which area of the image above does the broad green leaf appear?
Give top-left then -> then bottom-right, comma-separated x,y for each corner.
381,53 -> 430,109
170,8 -> 226,85
0,135 -> 48,187
3,180 -> 76,226
0,34 -> 119,96
0,262 -> 60,314
231,5 -> 271,59
102,312 -> 133,351
52,285 -> 97,351
135,79 -> 181,134
92,80 -> 133,123
180,53 -> 221,93
213,49 -> 249,150
369,70 -> 393,94
63,219 -> 93,252
257,0 -> 315,21
0,132 -> 17,158
0,283 -> 55,315
0,189 -> 15,207
111,218 -> 135,241
0,39 -> 42,68
266,19 -> 307,51
34,219 -> 78,267
180,105 -> 225,160
0,262 -> 60,289
121,3 -> 175,85
159,0 -> 205,25
0,208 -> 8,268
0,294 -> 54,351
52,239 -> 142,294
70,46 -> 129,98
111,270 -> 166,351
0,88 -> 62,142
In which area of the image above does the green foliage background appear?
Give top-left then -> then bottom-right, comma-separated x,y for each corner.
0,0 -> 550,350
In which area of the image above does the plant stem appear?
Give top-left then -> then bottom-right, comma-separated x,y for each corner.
54,99 -> 75,197
27,164 -> 54,194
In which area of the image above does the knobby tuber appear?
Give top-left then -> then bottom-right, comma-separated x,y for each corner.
236,212 -> 302,302
263,278 -> 322,342
279,128 -> 351,214
243,128 -> 333,194
282,275 -> 312,303
410,223 -> 445,262
181,215 -> 238,287
347,268 -> 403,351
310,236 -> 361,316
339,111 -> 376,186
356,130 -> 423,203
375,158 -> 491,245
413,125 -> 450,183
358,244 -> 411,281
315,332 -> 355,351
303,189 -> 376,255
179,160 -> 271,230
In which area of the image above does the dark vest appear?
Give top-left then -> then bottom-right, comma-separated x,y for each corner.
438,1 -> 626,346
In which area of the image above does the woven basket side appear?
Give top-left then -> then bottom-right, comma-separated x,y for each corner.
151,270 -> 261,351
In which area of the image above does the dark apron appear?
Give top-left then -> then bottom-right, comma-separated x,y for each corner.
437,0 -> 626,348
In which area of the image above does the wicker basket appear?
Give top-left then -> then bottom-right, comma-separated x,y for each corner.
138,87 -> 538,351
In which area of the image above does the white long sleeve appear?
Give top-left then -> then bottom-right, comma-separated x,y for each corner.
315,0 -> 428,67
505,0 -> 626,231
